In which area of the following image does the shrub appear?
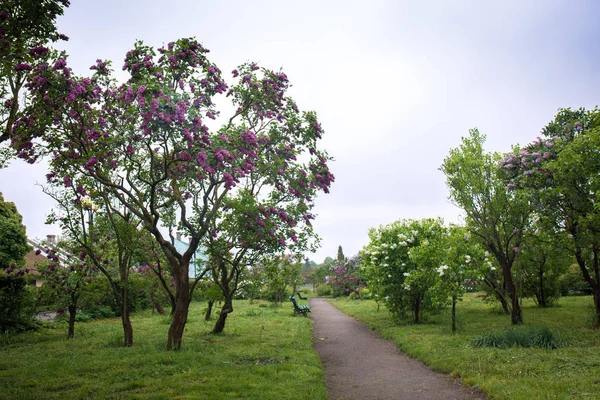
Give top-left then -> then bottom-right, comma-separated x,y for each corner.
0,275 -> 37,333
473,326 -> 564,349
315,284 -> 331,297
559,264 -> 592,296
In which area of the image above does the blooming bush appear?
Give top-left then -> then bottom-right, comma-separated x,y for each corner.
326,254 -> 365,297
362,218 -> 448,323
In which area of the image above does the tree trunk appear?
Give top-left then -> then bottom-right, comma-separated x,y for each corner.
166,271 -> 191,351
451,295 -> 457,333
67,304 -> 76,339
153,298 -> 166,315
501,263 -> 522,325
413,298 -> 421,324
120,285 -> 133,347
574,247 -> 600,327
205,299 -> 214,321
538,268 -> 547,308
484,275 -> 510,314
594,287 -> 600,328
211,296 -> 233,334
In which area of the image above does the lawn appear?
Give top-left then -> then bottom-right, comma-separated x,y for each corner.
331,294 -> 600,400
0,300 -> 325,400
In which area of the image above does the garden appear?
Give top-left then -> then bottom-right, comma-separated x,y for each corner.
1,2 -> 600,400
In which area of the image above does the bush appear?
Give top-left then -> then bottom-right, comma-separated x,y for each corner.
0,275 -> 37,333
315,284 -> 332,297
559,264 -> 592,296
473,326 -> 564,349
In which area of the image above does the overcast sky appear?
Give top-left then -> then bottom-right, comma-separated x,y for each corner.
1,0 -> 599,263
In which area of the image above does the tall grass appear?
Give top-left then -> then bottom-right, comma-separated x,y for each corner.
0,300 -> 326,399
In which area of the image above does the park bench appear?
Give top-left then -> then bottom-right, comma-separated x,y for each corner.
289,295 -> 311,317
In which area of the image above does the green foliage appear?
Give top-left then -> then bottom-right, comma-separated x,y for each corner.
315,283 -> 332,297
515,228 -> 571,307
0,192 -> 30,270
473,326 -> 564,349
442,129 -> 530,324
260,254 -> 303,303
502,108 -> 600,324
559,264 -> 592,296
362,218 -> 449,323
0,275 -> 37,332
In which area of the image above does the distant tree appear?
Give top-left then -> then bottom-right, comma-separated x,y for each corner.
0,192 -> 33,333
261,254 -> 303,305
0,192 -> 30,270
441,129 -> 530,325
337,245 -> 345,263
326,254 -> 365,297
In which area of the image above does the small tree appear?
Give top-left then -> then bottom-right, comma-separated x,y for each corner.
37,238 -> 92,338
362,218 -> 448,323
516,221 -> 571,307
438,225 -> 488,332
441,129 -> 530,325
261,254 -> 303,305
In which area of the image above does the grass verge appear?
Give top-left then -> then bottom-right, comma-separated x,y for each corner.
0,300 -> 326,400
331,294 -> 600,400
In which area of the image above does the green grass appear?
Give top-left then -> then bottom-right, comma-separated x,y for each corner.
0,300 -> 326,399
331,295 -> 600,400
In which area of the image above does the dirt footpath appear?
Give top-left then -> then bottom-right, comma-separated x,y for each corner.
310,298 -> 486,400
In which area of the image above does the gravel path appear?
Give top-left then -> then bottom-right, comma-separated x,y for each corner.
310,298 -> 486,400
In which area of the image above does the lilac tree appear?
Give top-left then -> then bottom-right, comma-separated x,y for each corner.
362,218 -> 448,323
36,237 -> 91,339
326,255 -> 365,297
500,108 -> 600,325
437,225 -> 489,332
11,38 -> 333,349
0,0 -> 69,165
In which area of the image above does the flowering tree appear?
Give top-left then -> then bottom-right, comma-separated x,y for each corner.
11,38 -> 333,349
500,108 -> 600,325
437,225 -> 488,332
326,255 -> 365,297
362,218 -> 448,323
0,0 -> 69,166
441,129 -> 530,325
36,237 -> 92,339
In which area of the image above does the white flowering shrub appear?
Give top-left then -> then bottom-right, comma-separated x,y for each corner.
361,218 -> 448,323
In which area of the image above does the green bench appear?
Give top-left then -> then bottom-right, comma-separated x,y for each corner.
289,295 -> 311,317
